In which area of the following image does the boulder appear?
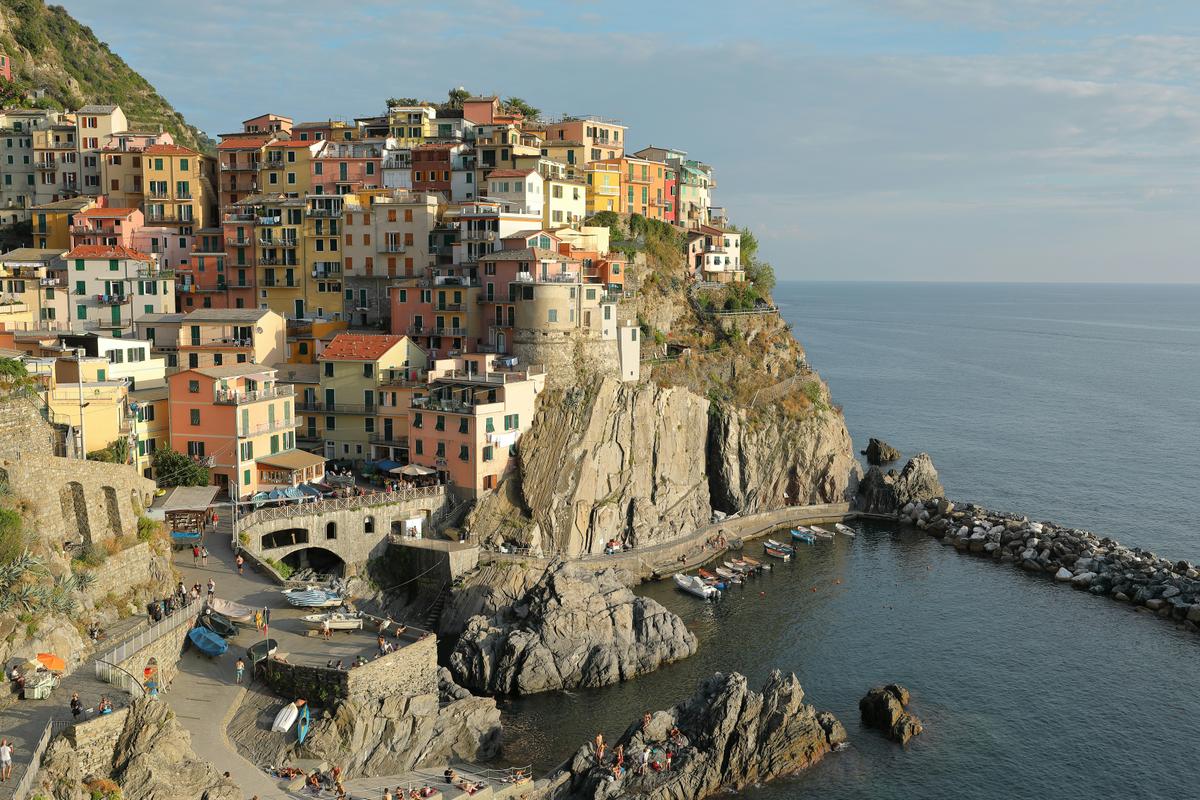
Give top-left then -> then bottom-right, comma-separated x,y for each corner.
1054,568 -> 1074,581
539,671 -> 844,800
859,684 -> 924,745
862,438 -> 901,465
856,454 -> 944,515
450,562 -> 697,695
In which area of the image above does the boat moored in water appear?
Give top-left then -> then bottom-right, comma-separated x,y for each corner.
674,573 -> 721,599
764,546 -> 792,562
835,523 -> 856,536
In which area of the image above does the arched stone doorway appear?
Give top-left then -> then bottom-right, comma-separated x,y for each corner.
281,546 -> 345,578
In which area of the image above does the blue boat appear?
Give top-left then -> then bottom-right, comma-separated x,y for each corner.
791,529 -> 816,544
188,626 -> 228,657
296,703 -> 311,744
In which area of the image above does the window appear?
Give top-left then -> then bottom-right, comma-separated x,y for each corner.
435,415 -> 445,431
548,309 -> 557,323
325,416 -> 335,431
326,522 -> 337,540
364,516 -> 374,534
189,409 -> 200,426
458,418 -> 469,434
323,362 -> 333,377
503,413 -> 520,430
186,441 -> 205,457
485,417 -> 495,433
483,445 -> 494,462
415,439 -> 423,455
413,412 -> 423,429
459,445 -> 469,462
436,442 -> 445,458
363,363 -> 374,378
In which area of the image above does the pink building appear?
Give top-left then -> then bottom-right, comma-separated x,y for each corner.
70,207 -> 144,249
310,141 -> 383,195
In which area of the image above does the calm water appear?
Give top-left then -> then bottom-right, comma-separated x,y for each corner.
498,283 -> 1200,797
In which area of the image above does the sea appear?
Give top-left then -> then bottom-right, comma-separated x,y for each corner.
497,283 -> 1200,799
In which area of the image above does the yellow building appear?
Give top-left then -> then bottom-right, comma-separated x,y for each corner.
302,194 -> 345,320
129,384 -> 169,478
46,353 -> 130,458
177,307 -> 287,371
312,333 -> 427,462
584,162 -> 622,215
286,318 -> 348,364
29,197 -> 97,249
142,144 -> 217,230
259,140 -> 320,197
540,141 -> 586,179
387,106 -> 436,146
543,177 -> 587,228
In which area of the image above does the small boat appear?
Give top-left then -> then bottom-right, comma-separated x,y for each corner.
208,599 -> 256,624
698,568 -> 719,581
673,573 -> 720,599
810,525 -> 834,537
296,703 -> 311,744
246,638 -> 279,664
301,612 -> 364,631
835,523 -> 857,537
271,700 -> 302,733
765,539 -> 794,553
282,587 -> 345,608
200,609 -> 237,638
714,566 -> 741,583
764,546 -> 792,562
791,529 -> 816,544
740,555 -> 770,571
188,626 -> 228,657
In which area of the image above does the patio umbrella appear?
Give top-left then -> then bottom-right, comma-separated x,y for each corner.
36,653 -> 65,671
391,464 -> 436,477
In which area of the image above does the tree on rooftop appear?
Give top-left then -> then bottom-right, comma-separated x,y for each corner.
446,87 -> 471,109
387,97 -> 419,108
502,97 -> 540,121
152,447 -> 210,488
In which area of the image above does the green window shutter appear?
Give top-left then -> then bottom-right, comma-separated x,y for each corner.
110,305 -> 121,324
76,304 -> 86,320
109,259 -> 119,271
270,434 -> 279,454
180,159 -> 189,171
75,280 -> 85,294
97,369 -> 105,381
243,469 -> 251,486
144,305 -> 153,314
75,260 -> 84,271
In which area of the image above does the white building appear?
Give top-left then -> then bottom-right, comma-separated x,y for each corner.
485,169 -> 543,216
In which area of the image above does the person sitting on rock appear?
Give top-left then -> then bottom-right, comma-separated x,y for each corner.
444,767 -> 456,784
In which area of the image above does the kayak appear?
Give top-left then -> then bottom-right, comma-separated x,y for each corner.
188,626 -> 228,657
246,638 -> 278,664
200,609 -> 237,638
296,703 -> 311,744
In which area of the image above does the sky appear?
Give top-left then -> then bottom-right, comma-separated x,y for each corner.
60,0 -> 1200,282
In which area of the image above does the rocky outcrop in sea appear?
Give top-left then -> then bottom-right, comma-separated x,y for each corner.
862,437 -> 901,465
861,454 -> 1200,634
449,562 -> 697,695
536,670 -> 845,800
860,684 -> 923,744
35,698 -> 240,800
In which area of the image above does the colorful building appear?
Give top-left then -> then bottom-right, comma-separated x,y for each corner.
584,162 -> 621,215
70,206 -> 144,249
142,143 -> 217,234
75,105 -> 128,196
0,247 -> 70,331
30,196 -> 98,249
63,244 -> 176,335
542,116 -> 626,163
176,307 -> 287,371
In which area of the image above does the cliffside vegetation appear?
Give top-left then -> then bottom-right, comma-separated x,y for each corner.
0,0 -> 212,150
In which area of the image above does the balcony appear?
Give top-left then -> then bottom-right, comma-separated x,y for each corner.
381,243 -> 406,253
258,236 -> 296,247
312,263 -> 342,278
461,230 -> 497,242
212,384 -> 294,405
94,294 -> 130,306
148,190 -> 169,199
226,238 -> 252,248
257,216 -> 281,225
137,268 -> 175,279
264,158 -> 286,169
306,208 -> 338,218
380,367 -> 426,387
407,325 -> 468,338
411,395 -> 475,414
224,212 -> 256,222
434,303 -> 465,312
34,161 -> 56,171
240,418 -> 297,436
368,433 -> 409,447
39,277 -> 60,287
294,400 -> 375,414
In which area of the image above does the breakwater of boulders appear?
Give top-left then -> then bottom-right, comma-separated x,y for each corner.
894,498 -> 1200,633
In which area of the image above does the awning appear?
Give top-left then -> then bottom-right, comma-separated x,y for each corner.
256,450 -> 327,471
157,485 -> 221,513
392,464 -> 436,477
375,459 -> 403,472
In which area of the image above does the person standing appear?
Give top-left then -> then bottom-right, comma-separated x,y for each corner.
206,578 -> 215,601
70,691 -> 83,720
191,544 -> 200,565
322,617 -> 332,641
254,609 -> 263,631
235,553 -> 244,575
0,738 -> 12,781
201,546 -> 209,566
234,657 -> 245,685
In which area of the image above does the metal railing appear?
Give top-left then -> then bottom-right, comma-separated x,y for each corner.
295,400 -> 374,414
10,719 -> 69,800
95,597 -> 203,693
213,384 -> 295,405
240,485 -> 443,527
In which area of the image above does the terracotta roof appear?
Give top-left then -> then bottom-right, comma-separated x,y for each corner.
63,244 -> 152,261
486,169 -> 536,179
319,333 -> 406,361
218,136 -> 273,150
266,140 -> 318,149
144,143 -> 198,156
79,207 -> 138,219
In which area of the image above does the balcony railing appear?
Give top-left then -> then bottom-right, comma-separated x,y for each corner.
94,294 -> 130,306
225,211 -> 256,222
226,238 -> 251,248
368,433 -> 409,447
137,268 -> 175,279
306,208 -> 339,218
407,325 -> 469,338
312,264 -> 342,278
381,244 -> 406,253
411,396 -> 475,414
294,400 -> 375,414
241,418 -> 297,436
434,303 -> 465,312
34,160 -> 56,171
212,384 -> 294,405
184,336 -> 253,349
258,215 -> 281,225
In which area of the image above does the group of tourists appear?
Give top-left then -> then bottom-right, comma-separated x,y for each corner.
590,714 -> 686,785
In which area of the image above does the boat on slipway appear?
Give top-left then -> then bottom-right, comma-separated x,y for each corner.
674,573 -> 721,599
188,626 -> 228,657
301,611 -> 365,631
208,598 -> 256,624
272,700 -> 304,733
199,609 -> 237,638
296,704 -> 311,743
246,638 -> 279,665
282,587 -> 345,608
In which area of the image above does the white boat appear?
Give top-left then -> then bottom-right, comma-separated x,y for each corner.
208,598 -> 256,623
282,587 -> 344,608
674,573 -> 720,599
301,611 -> 364,631
714,566 -> 738,581
765,539 -> 794,553
834,523 -> 856,537
271,701 -> 302,733
810,525 -> 834,537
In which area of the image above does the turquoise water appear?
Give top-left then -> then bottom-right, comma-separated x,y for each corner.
498,283 -> 1200,798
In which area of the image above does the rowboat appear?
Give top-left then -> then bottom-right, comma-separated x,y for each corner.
835,523 -> 856,537
271,700 -> 303,733
674,573 -> 720,599
246,638 -> 278,664
188,626 -> 228,657
791,529 -> 816,544
296,703 -> 311,744
763,546 -> 792,562
301,612 -> 364,631
208,598 -> 256,624
714,566 -> 741,583
740,555 -> 769,571
282,587 -> 345,608
765,539 -> 794,553
810,525 -> 834,537
698,568 -> 719,581
199,609 -> 237,638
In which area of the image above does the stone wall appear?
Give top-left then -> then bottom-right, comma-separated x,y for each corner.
85,541 -> 171,602
345,632 -> 438,701
259,659 -> 350,707
387,538 -> 479,596
512,329 -> 619,390
58,707 -> 130,778
113,610 -> 195,691
0,396 -> 58,457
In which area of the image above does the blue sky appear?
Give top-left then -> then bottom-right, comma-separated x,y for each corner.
62,0 -> 1200,281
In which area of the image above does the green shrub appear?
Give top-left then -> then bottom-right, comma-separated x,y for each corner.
0,507 -> 26,566
81,543 -> 108,567
136,516 -> 160,542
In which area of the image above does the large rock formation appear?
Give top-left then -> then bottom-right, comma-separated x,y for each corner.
707,396 -> 860,513
537,671 -> 845,800
856,453 -> 944,514
859,684 -> 924,745
294,671 -> 501,778
450,562 -> 697,695
862,437 -> 901,465
35,698 -> 239,800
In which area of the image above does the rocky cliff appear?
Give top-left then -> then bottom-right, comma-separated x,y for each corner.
449,562 -> 697,695
35,699 -> 239,800
856,453 -> 945,515
536,670 -> 845,800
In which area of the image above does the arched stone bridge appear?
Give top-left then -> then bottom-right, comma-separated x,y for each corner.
239,486 -> 447,574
